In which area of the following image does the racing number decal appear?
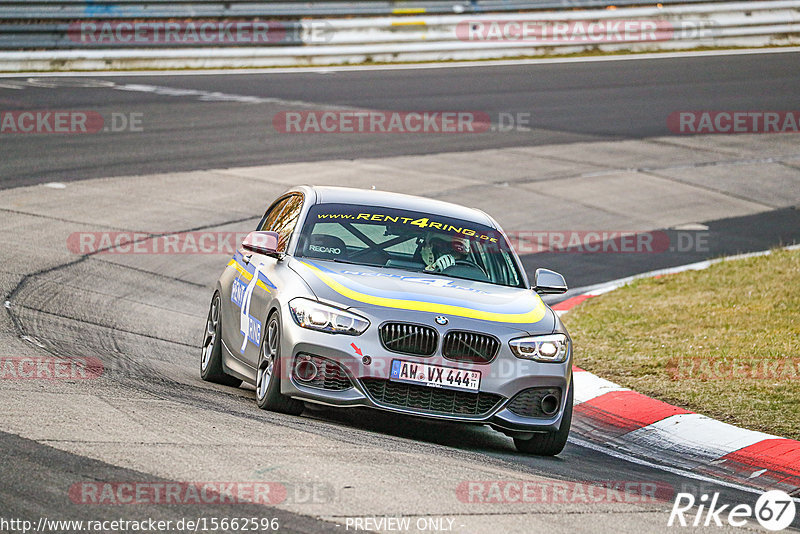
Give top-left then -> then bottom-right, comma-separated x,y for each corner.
229,253 -> 278,353
234,262 -> 265,354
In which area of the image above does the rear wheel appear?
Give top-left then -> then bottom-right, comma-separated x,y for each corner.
200,292 -> 242,387
255,313 -> 304,415
514,382 -> 573,456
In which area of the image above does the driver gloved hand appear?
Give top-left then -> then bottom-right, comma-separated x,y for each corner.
425,254 -> 455,273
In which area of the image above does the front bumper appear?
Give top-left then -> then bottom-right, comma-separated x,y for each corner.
278,305 -> 572,433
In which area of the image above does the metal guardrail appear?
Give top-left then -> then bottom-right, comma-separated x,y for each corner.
0,1 -> 798,70
0,22 -> 305,48
1,0 -> 797,49
0,0 -> 746,21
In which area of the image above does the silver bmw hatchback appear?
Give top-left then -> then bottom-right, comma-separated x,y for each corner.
201,186 -> 573,455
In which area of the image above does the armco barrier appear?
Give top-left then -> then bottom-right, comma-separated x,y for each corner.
0,1 -> 798,70
0,0 -> 746,21
0,22 -> 305,49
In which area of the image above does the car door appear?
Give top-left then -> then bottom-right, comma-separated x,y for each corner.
237,193 -> 305,369
221,194 -> 293,365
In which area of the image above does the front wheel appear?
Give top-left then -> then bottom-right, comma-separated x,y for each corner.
255,313 -> 304,415
514,382 -> 573,456
200,292 -> 242,387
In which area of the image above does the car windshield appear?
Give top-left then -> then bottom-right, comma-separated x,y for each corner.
295,203 -> 524,288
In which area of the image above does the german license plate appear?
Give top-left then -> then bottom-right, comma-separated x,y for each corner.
390,359 -> 480,392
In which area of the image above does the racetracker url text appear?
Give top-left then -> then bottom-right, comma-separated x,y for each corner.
0,516 -> 281,533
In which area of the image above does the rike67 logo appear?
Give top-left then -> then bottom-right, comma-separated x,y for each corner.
669,490 -> 796,531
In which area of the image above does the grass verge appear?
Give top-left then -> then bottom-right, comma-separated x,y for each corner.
563,248 -> 800,440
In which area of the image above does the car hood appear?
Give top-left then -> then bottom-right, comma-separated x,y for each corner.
289,258 -> 554,334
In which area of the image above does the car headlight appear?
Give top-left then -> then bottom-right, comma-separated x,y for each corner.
509,334 -> 570,363
289,298 -> 370,335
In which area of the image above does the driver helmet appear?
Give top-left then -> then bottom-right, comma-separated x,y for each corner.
421,233 -> 470,268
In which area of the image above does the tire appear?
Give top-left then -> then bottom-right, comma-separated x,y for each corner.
200,292 -> 242,387
513,381 -> 573,456
255,312 -> 304,415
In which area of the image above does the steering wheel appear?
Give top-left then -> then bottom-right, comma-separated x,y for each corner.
443,259 -> 489,280
456,259 -> 487,273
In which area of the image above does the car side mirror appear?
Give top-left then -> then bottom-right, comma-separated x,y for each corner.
533,268 -> 568,294
241,231 -> 280,257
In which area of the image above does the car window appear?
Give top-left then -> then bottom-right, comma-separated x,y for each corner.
296,203 -> 524,288
258,194 -> 304,252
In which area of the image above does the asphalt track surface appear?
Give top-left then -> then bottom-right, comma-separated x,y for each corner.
1,51 -> 800,533
1,51 -> 799,189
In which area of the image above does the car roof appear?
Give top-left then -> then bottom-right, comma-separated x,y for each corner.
299,186 -> 495,228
